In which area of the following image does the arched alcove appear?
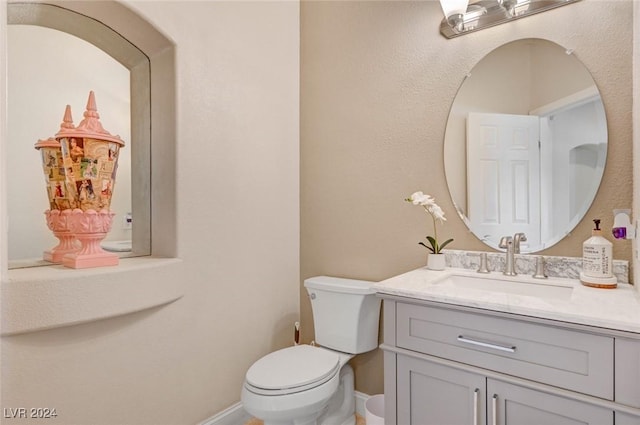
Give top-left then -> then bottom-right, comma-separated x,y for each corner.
1,1 -> 181,335
5,1 -> 177,266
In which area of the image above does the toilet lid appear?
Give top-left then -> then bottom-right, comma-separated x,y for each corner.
245,345 -> 340,391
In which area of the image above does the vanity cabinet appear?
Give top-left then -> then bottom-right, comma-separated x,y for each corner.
397,354 -> 612,425
381,297 -> 640,425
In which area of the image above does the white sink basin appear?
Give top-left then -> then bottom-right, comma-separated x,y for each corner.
432,273 -> 574,300
102,240 -> 132,252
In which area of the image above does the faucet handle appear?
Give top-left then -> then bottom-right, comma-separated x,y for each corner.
513,232 -> 527,242
477,252 -> 490,274
513,233 -> 527,254
498,236 -> 512,250
532,256 -> 548,279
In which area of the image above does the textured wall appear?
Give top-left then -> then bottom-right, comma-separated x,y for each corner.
634,2 -> 640,294
1,1 -> 300,424
301,0 -> 633,396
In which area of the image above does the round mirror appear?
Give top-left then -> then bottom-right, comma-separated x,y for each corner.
444,38 -> 607,253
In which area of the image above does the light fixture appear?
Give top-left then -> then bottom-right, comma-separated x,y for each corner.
439,0 -> 470,32
439,0 -> 581,38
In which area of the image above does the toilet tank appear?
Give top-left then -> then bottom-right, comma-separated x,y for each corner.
304,276 -> 381,354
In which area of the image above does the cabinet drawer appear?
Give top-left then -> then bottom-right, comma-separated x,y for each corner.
396,302 -> 613,399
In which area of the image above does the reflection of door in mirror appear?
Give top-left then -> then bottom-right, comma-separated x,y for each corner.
444,38 -> 607,253
7,25 -> 131,267
466,112 -> 540,250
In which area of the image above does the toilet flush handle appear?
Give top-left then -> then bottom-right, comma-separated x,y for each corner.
309,292 -> 316,300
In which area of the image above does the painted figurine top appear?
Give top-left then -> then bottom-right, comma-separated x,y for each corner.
36,91 -> 125,212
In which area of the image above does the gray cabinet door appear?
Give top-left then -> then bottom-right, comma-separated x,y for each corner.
397,355 -> 486,425
615,338 -> 640,409
615,411 -> 640,425
488,380 -> 613,425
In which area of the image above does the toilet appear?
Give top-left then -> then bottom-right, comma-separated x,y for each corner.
241,276 -> 381,425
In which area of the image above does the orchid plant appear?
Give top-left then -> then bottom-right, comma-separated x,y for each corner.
405,191 -> 453,254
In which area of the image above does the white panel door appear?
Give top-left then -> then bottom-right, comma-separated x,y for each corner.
467,113 -> 541,250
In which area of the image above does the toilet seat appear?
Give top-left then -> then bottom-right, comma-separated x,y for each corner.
245,345 -> 340,396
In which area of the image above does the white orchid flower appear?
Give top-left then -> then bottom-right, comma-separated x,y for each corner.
409,191 -> 435,206
428,204 -> 446,222
405,191 -> 453,254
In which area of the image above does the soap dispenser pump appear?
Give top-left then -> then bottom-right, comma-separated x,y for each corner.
580,219 -> 617,289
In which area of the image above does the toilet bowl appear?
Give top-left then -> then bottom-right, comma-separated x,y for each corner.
241,276 -> 381,425
242,345 -> 353,425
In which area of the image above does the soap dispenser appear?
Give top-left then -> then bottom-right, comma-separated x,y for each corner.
580,219 -> 617,289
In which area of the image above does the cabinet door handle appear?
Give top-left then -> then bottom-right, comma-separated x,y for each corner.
473,388 -> 479,425
492,394 -> 498,425
457,335 -> 516,353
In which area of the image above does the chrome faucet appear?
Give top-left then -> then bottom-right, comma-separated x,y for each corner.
498,233 -> 527,276
498,236 -> 516,276
513,232 -> 527,254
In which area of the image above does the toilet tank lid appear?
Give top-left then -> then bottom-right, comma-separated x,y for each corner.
304,276 -> 376,294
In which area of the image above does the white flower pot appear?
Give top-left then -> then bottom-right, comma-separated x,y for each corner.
427,253 -> 446,271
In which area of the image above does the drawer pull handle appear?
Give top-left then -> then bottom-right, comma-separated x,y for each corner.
473,388 -> 479,425
457,335 -> 516,353
492,394 -> 498,425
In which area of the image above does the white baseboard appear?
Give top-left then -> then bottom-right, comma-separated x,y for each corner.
354,391 -> 370,417
199,402 -> 251,425
201,392 -> 374,425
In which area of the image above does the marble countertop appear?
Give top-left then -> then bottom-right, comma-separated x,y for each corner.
374,267 -> 640,334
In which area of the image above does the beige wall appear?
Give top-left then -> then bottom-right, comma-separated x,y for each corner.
634,1 -> 639,295
301,0 -> 633,396
1,1 -> 300,424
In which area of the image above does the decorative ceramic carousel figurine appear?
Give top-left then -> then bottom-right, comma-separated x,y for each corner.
53,91 -> 126,268
34,133 -> 79,263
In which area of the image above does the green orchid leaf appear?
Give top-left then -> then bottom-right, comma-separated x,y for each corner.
418,241 -> 436,253
438,239 -> 454,252
426,236 -> 438,252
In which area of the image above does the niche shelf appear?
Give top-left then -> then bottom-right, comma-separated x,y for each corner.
1,258 -> 185,336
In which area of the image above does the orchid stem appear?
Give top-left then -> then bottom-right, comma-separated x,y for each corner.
423,205 -> 440,253
432,213 -> 438,253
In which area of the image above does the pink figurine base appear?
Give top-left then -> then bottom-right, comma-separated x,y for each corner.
62,208 -> 118,269
44,209 -> 80,263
